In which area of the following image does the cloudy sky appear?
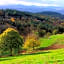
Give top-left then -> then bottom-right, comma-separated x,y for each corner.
0,0 -> 63,7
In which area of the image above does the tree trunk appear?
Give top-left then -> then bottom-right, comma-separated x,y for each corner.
10,48 -> 12,56
33,42 -> 35,50
33,45 -> 35,50
18,45 -> 20,55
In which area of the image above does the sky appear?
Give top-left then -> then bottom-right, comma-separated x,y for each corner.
0,0 -> 63,7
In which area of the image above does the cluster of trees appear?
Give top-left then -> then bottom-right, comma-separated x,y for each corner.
9,19 -> 64,37
0,28 -> 40,56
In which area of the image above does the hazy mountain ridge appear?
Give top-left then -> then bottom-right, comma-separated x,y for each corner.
37,11 -> 64,19
0,5 -> 64,14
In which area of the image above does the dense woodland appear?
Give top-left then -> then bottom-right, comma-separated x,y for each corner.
0,9 -> 64,37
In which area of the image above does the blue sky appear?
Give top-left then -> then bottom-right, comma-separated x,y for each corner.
0,0 -> 63,7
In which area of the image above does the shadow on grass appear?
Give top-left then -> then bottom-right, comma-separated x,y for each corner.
49,59 -> 64,63
22,51 -> 51,56
0,49 -> 51,58
38,47 -> 51,50
0,57 -> 16,61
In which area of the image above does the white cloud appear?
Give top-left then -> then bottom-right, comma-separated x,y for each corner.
51,0 -> 57,1
42,0 -> 56,2
0,0 -> 59,7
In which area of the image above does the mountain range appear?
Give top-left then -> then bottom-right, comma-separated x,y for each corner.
0,5 -> 64,14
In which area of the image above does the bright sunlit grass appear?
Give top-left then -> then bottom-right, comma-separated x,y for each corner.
0,49 -> 64,64
39,34 -> 64,48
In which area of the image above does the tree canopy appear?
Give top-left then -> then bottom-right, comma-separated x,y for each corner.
0,28 -> 23,55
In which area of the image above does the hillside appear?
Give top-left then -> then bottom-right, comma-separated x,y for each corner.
0,0 -> 64,64
38,11 -> 64,19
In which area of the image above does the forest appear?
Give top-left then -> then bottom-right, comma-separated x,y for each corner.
0,9 -> 64,36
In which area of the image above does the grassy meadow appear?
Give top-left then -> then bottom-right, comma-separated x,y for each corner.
0,49 -> 64,64
39,34 -> 64,48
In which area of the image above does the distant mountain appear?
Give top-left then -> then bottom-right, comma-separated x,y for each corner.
38,11 -> 62,16
38,11 -> 64,19
0,5 -> 64,14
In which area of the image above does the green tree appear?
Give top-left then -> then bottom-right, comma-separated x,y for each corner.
0,28 -> 23,56
38,30 -> 46,37
46,32 -> 51,37
53,29 -> 58,35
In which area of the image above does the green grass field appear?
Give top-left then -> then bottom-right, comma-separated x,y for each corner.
39,34 -> 64,48
0,49 -> 64,64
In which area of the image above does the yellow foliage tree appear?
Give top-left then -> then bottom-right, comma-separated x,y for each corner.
24,33 -> 40,50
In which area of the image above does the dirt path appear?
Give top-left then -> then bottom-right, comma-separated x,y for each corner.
40,43 -> 64,51
21,43 -> 64,54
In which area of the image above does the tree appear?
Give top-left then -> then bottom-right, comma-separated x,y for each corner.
0,28 -> 23,56
53,29 -> 58,35
38,30 -> 46,37
24,33 -> 40,51
11,17 -> 15,22
46,32 -> 51,37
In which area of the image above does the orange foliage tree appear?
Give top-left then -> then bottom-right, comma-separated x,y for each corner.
11,17 -> 15,22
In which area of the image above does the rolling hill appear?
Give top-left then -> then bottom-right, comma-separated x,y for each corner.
37,11 -> 64,19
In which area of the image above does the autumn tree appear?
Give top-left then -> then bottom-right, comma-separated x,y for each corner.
0,28 -> 23,56
24,33 -> 40,51
11,17 -> 15,22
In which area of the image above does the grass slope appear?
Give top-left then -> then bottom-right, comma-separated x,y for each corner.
0,49 -> 64,64
39,34 -> 64,48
